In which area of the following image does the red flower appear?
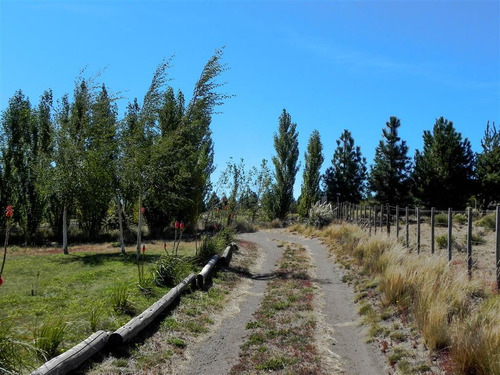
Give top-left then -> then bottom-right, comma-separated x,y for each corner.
0,275 -> 3,286
180,221 -> 185,230
5,205 -> 13,219
174,221 -> 179,229
142,244 -> 146,254
140,207 -> 145,215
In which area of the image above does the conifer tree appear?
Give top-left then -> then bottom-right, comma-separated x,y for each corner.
476,121 -> 500,210
369,117 -> 412,206
270,109 -> 300,220
323,129 -> 367,203
298,130 -> 324,217
412,117 -> 475,209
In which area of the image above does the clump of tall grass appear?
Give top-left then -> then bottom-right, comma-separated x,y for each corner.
475,213 -> 496,231
450,296 -> 500,375
153,254 -> 194,287
34,318 -> 67,359
1,318 -> 40,373
319,223 -> 497,373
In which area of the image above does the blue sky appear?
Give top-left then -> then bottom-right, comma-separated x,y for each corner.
1,0 -> 499,199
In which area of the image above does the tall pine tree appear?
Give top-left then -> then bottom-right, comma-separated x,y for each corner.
476,121 -> 500,210
298,130 -> 324,217
369,117 -> 412,206
412,117 -> 475,209
323,129 -> 367,204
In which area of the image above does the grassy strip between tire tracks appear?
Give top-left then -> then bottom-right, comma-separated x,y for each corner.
230,242 -> 328,375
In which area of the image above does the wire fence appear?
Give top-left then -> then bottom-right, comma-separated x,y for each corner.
335,202 -> 500,290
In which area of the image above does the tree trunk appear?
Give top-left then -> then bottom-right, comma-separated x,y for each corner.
136,194 -> 142,261
116,195 -> 125,255
62,203 -> 68,255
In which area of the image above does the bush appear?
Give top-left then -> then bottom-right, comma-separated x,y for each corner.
436,234 -> 454,249
434,213 -> 449,225
454,213 -> 467,225
475,213 -> 496,231
153,254 -> 194,287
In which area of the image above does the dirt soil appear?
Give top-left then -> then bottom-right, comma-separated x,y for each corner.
182,230 -> 388,375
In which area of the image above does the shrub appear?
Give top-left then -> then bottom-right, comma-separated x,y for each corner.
454,213 -> 467,225
111,283 -> 133,314
475,213 -> 496,231
434,213 -> 449,225
436,234 -> 454,249
470,232 -> 486,245
34,318 -> 67,359
153,254 -> 194,287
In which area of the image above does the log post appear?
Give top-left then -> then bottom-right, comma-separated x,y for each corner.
109,273 -> 196,346
448,208 -> 453,262
196,254 -> 219,288
496,206 -> 500,291
430,207 -> 435,254
405,207 -> 409,248
396,205 -> 400,239
30,331 -> 110,375
416,206 -> 421,254
467,207 -> 472,278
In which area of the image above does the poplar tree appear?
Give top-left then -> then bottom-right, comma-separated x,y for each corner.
476,121 -> 500,210
412,117 -> 475,209
270,109 -> 300,220
369,117 -> 412,206
323,129 -> 367,203
298,130 -> 324,217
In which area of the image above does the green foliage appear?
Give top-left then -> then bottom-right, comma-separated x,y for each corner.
369,117 -> 412,206
475,213 -> 496,231
435,213 -> 449,225
454,213 -> 467,225
412,117 -> 475,209
153,254 -> 194,287
34,318 -> 67,359
323,129 -> 367,204
198,227 -> 235,263
298,130 -> 324,217
111,283 -> 133,314
476,121 -> 500,210
270,109 -> 300,220
0,318 -> 40,374
436,234 -> 454,249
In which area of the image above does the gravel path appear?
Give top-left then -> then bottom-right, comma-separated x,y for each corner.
184,230 -> 387,375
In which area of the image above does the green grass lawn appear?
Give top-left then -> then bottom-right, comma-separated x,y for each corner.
0,240 -> 198,366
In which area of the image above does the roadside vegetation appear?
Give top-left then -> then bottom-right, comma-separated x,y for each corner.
0,228 -> 233,373
230,242 -> 328,375
291,223 -> 500,375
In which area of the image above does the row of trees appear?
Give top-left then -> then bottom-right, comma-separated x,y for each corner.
205,110 -> 497,226
275,114 -> 499,219
0,49 -> 229,248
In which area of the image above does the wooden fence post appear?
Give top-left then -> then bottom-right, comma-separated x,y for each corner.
448,208 -> 453,262
467,207 -> 472,278
431,207 -> 435,254
380,204 -> 383,233
405,206 -> 409,248
374,206 -> 377,234
369,206 -> 372,235
496,206 -> 500,291
396,205 -> 400,238
386,204 -> 390,236
416,206 -> 421,254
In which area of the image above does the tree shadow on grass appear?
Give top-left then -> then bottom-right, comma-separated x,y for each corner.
53,252 -> 163,266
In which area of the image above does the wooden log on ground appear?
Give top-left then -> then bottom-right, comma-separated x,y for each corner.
109,273 -> 196,346
31,330 -> 110,375
220,243 -> 237,266
196,254 -> 219,288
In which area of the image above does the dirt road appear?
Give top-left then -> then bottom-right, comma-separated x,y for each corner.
184,230 -> 387,374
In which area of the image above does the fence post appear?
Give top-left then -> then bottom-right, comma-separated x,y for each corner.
467,207 -> 472,278
374,206 -> 377,234
386,204 -> 390,236
405,206 -> 409,248
380,204 -> 384,233
416,206 -> 421,254
396,205 -> 400,238
337,195 -> 340,219
369,206 -> 372,235
496,206 -> 499,291
431,207 -> 435,254
448,208 -> 453,262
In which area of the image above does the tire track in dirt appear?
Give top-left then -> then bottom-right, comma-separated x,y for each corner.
182,234 -> 284,375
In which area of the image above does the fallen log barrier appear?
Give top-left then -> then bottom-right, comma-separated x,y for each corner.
31,330 -> 110,375
108,273 -> 196,346
220,242 -> 237,266
196,254 -> 219,288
